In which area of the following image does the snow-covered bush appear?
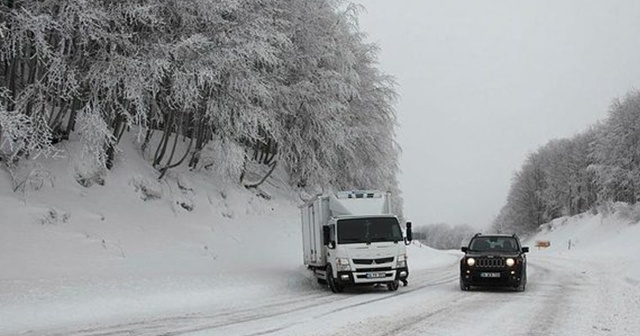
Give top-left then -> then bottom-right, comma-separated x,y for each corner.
75,104 -> 116,169
0,109 -> 62,162
39,207 -> 71,225
129,175 -> 163,201
9,161 -> 55,194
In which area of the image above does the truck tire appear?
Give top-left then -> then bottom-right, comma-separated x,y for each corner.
387,280 -> 399,291
327,265 -> 344,293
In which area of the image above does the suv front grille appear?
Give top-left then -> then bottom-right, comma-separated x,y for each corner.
476,258 -> 505,268
352,257 -> 394,265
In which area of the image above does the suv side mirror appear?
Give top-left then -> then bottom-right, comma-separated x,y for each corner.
322,226 -> 330,246
522,246 -> 529,253
405,222 -> 413,243
461,247 -> 468,253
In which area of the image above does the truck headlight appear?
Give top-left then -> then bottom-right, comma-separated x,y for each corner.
336,258 -> 351,271
506,258 -> 515,267
466,257 -> 476,267
396,254 -> 407,268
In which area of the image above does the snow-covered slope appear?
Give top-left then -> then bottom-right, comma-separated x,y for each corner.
527,204 -> 640,282
0,134 -> 306,334
2,134 -> 640,336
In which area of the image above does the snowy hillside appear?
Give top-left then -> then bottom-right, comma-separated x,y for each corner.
528,204 -> 640,282
0,133 -> 306,334
2,134 -> 640,335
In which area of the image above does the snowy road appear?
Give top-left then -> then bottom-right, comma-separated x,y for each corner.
21,250 -> 640,336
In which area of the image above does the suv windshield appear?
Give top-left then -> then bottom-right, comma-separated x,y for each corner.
337,217 -> 402,244
469,237 -> 519,252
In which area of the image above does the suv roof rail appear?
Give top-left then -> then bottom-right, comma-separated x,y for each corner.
473,232 -> 482,237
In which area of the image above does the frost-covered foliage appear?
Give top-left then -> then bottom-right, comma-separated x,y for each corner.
493,91 -> 640,236
590,93 -> 640,204
75,104 -> 115,168
199,138 -> 246,182
8,160 -> 55,195
1,0 -> 401,209
0,87 -> 60,162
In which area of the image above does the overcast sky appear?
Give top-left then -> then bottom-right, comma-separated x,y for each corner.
356,0 -> 640,228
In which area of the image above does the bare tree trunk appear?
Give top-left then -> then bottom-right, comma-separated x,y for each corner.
158,111 -> 190,179
244,160 -> 277,189
106,113 -> 123,170
159,133 -> 194,179
153,108 -> 174,167
188,120 -> 206,169
6,59 -> 18,112
141,127 -> 154,152
65,97 -> 80,135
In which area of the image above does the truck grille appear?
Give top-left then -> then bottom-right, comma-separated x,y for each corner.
476,258 -> 505,268
355,267 -> 393,272
352,257 -> 394,265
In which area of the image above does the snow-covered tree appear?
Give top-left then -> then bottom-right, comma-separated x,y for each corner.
1,0 -> 402,207
590,92 -> 640,204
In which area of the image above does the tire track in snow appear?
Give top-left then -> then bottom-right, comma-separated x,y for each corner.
31,263 -> 460,336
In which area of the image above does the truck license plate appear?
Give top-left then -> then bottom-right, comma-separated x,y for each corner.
366,272 -> 387,279
480,272 -> 500,278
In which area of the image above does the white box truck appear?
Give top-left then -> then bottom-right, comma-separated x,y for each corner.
301,190 -> 412,293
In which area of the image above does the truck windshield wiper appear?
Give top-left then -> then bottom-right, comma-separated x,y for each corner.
341,238 -> 364,243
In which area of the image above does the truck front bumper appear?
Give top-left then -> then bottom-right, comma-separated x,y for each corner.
336,267 -> 409,285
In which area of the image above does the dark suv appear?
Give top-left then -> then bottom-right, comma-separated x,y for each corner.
460,233 -> 529,292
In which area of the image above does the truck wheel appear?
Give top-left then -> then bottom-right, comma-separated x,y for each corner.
387,280 -> 399,291
327,266 -> 344,293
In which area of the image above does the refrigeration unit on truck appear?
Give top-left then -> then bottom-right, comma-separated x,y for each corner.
301,190 -> 413,293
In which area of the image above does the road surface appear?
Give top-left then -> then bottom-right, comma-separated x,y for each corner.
23,248 -> 640,336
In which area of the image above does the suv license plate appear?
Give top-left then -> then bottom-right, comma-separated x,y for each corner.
366,272 -> 387,279
480,272 -> 500,278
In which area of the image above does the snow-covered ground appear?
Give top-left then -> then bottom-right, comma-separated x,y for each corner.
1,134 -> 640,336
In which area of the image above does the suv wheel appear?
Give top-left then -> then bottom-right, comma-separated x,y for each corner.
460,278 -> 470,291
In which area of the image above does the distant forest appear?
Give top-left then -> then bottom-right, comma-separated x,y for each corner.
0,0 -> 402,208
416,91 -> 640,249
492,91 -> 640,235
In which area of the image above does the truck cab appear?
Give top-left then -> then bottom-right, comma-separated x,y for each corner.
301,191 -> 412,293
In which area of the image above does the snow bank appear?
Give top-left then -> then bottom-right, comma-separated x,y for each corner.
527,204 -> 640,282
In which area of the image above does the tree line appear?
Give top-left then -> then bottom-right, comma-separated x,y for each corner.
0,0 -> 401,204
492,91 -> 640,236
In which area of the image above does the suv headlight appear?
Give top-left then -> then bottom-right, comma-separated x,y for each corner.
506,258 -> 515,267
336,258 -> 351,271
396,254 -> 407,268
466,257 -> 476,267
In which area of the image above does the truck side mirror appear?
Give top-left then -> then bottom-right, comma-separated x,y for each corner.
322,226 -> 331,246
405,222 -> 413,245
461,247 -> 468,253
522,246 -> 529,253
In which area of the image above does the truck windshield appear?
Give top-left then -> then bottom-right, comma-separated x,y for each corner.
337,217 -> 403,244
